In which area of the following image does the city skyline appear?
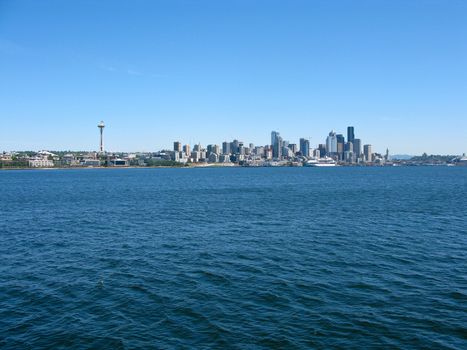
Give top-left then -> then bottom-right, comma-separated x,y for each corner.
0,121 -> 464,157
1,1 -> 466,154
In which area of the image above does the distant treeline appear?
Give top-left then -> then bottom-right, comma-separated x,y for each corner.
410,154 -> 457,162
0,160 -> 29,168
145,160 -> 186,167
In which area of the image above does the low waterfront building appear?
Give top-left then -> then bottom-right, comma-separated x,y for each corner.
82,159 -> 101,167
28,158 -> 54,168
208,153 -> 219,163
458,153 -> 467,166
191,151 -> 200,163
110,159 -> 129,166
219,154 -> 231,163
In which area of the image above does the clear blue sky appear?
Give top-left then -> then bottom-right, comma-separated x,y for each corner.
1,0 -> 466,154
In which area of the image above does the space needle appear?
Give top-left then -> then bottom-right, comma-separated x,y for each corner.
98,121 -> 105,153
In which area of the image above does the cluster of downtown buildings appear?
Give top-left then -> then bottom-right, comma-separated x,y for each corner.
167,126 -> 386,166
2,123 -> 466,168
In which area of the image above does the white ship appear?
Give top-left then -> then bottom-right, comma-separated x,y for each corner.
304,157 -> 337,167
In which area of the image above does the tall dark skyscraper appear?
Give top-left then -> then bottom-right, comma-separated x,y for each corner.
299,138 -> 310,157
318,144 -> 326,158
336,134 -> 345,160
347,126 -> 355,144
173,141 -> 182,152
222,141 -> 230,155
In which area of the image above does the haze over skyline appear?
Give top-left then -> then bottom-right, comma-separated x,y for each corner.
1,0 -> 466,154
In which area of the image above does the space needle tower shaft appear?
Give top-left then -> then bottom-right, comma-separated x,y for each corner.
98,121 -> 105,153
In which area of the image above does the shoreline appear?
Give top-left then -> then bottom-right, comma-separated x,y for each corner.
0,164 -> 242,171
0,163 -> 463,171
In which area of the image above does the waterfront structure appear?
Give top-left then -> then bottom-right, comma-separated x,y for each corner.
364,144 -> 373,162
83,159 -> 101,167
299,138 -> 310,157
110,159 -> 129,167
208,153 -> 219,163
28,158 -> 54,168
98,121 -> 105,153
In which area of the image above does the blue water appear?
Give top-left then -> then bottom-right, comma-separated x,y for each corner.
0,167 -> 466,349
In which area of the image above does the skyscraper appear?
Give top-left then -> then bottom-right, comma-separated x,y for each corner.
271,131 -> 282,159
183,144 -> 190,155
326,131 -> 337,154
173,141 -> 182,152
318,144 -> 326,158
336,134 -> 345,160
288,143 -> 298,154
222,141 -> 230,155
364,144 -> 373,162
299,138 -> 310,157
347,126 -> 355,144
353,139 -> 362,157
231,139 -> 240,154
271,131 -> 280,147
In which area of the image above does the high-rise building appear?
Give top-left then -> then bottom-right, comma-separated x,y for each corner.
336,134 -> 345,160
288,143 -> 298,154
271,131 -> 280,147
273,137 -> 283,159
207,144 -> 219,156
222,141 -> 230,155
318,144 -> 326,158
344,142 -> 354,163
231,140 -> 240,154
173,141 -> 182,152
238,144 -> 245,155
183,144 -> 190,155
271,131 -> 282,159
364,144 -> 373,162
299,138 -> 310,157
347,126 -> 355,144
353,139 -> 362,157
326,131 -> 337,154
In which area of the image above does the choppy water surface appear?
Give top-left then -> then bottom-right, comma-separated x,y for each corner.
0,167 -> 466,349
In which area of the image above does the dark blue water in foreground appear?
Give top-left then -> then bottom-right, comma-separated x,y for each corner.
0,167 -> 466,349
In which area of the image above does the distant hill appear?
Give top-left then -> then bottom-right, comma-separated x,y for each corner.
390,154 -> 413,160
